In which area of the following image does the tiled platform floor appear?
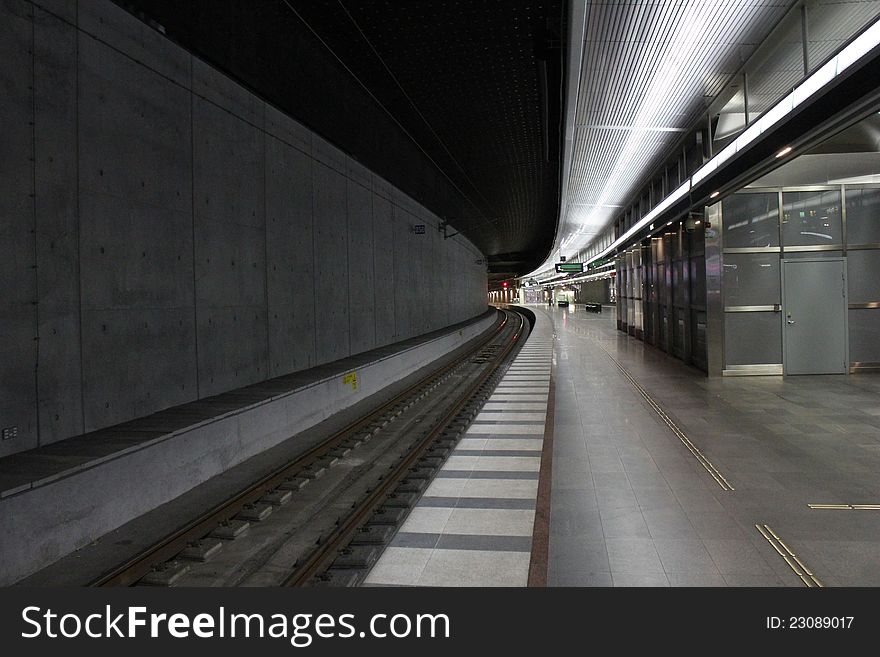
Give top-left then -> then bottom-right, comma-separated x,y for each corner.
364,312 -> 553,586
549,305 -> 880,587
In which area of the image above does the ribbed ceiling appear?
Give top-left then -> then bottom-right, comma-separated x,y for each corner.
548,0 -> 792,265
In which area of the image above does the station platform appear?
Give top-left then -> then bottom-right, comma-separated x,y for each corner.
366,303 -> 880,587
547,304 -> 880,587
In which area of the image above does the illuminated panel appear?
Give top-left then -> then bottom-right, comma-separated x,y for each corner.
585,14 -> 880,267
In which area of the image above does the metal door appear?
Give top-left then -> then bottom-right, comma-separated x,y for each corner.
781,258 -> 848,375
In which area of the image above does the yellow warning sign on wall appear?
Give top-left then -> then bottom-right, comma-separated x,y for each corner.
343,371 -> 358,391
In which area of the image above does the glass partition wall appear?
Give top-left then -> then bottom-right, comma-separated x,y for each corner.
713,184 -> 880,374
615,183 -> 880,376
617,222 -> 708,371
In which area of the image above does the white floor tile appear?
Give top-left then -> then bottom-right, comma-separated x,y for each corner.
364,547 -> 432,586
475,412 -> 546,422
458,437 -> 543,451
443,508 -> 536,536
398,507 -> 454,533
423,477 -> 470,497
467,424 -> 544,434
417,549 -> 530,587
482,402 -> 548,411
488,394 -> 548,402
461,478 -> 539,498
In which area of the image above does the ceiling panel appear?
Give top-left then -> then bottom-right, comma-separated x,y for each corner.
539,0 -> 793,272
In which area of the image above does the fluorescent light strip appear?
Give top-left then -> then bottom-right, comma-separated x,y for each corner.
589,179 -> 691,263
586,15 -> 880,266
530,262 -> 614,287
552,270 -> 614,285
775,145 -> 793,158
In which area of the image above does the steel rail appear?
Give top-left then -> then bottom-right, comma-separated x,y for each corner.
91,311 -> 512,586
284,310 -> 526,586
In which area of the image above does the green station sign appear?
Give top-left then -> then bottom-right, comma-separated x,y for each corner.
555,262 -> 584,273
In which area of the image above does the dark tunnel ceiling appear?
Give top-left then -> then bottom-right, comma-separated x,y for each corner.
117,0 -> 566,279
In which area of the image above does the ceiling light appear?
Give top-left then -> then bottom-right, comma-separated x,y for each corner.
532,14 -> 880,277
710,191 -> 720,199
775,146 -> 793,158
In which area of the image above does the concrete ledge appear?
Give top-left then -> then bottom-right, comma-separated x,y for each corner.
0,310 -> 497,585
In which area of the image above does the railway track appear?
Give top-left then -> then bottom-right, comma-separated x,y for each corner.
91,308 -> 529,587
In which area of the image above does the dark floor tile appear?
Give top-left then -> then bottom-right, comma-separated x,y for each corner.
604,538 -> 663,573
549,537 -> 610,573
653,538 -> 719,574
549,570 -> 613,587
702,539 -> 775,575
611,572 -> 669,587
667,572 -> 727,587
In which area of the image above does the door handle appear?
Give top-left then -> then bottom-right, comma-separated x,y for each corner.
787,320 -> 796,325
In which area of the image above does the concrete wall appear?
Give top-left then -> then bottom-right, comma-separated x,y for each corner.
0,310 -> 497,585
0,0 -> 487,458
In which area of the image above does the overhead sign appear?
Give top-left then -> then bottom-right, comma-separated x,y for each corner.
555,262 -> 584,273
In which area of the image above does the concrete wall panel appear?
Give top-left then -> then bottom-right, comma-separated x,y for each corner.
347,179 -> 376,354
192,58 -> 262,127
264,104 -> 311,156
192,100 -> 265,230
346,156 -> 372,190
193,209 -> 269,397
33,6 -> 82,444
266,135 -> 316,376
372,173 -> 393,201
78,0 -> 190,86
41,0 -> 76,22
0,1 -> 37,457
313,134 -> 347,174
392,206 -> 412,340
192,213 -> 266,307
372,193 -> 395,346
78,191 -> 194,310
77,39 -> 191,214
195,306 -> 268,396
430,217 -> 448,329
77,28 -> 197,430
80,308 -> 197,429
312,163 -> 350,363
0,1 -> 487,457
0,311 -> 497,585
193,98 -> 267,396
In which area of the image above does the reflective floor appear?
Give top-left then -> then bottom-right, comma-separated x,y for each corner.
547,304 -> 880,587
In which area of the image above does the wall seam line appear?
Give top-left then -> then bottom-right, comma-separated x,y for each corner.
391,203 -> 397,341
190,55 -> 200,399
263,104 -> 271,376
75,0 -> 85,436
345,174 -> 352,357
311,158 -> 318,367
30,2 -> 41,447
371,183 -> 377,347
